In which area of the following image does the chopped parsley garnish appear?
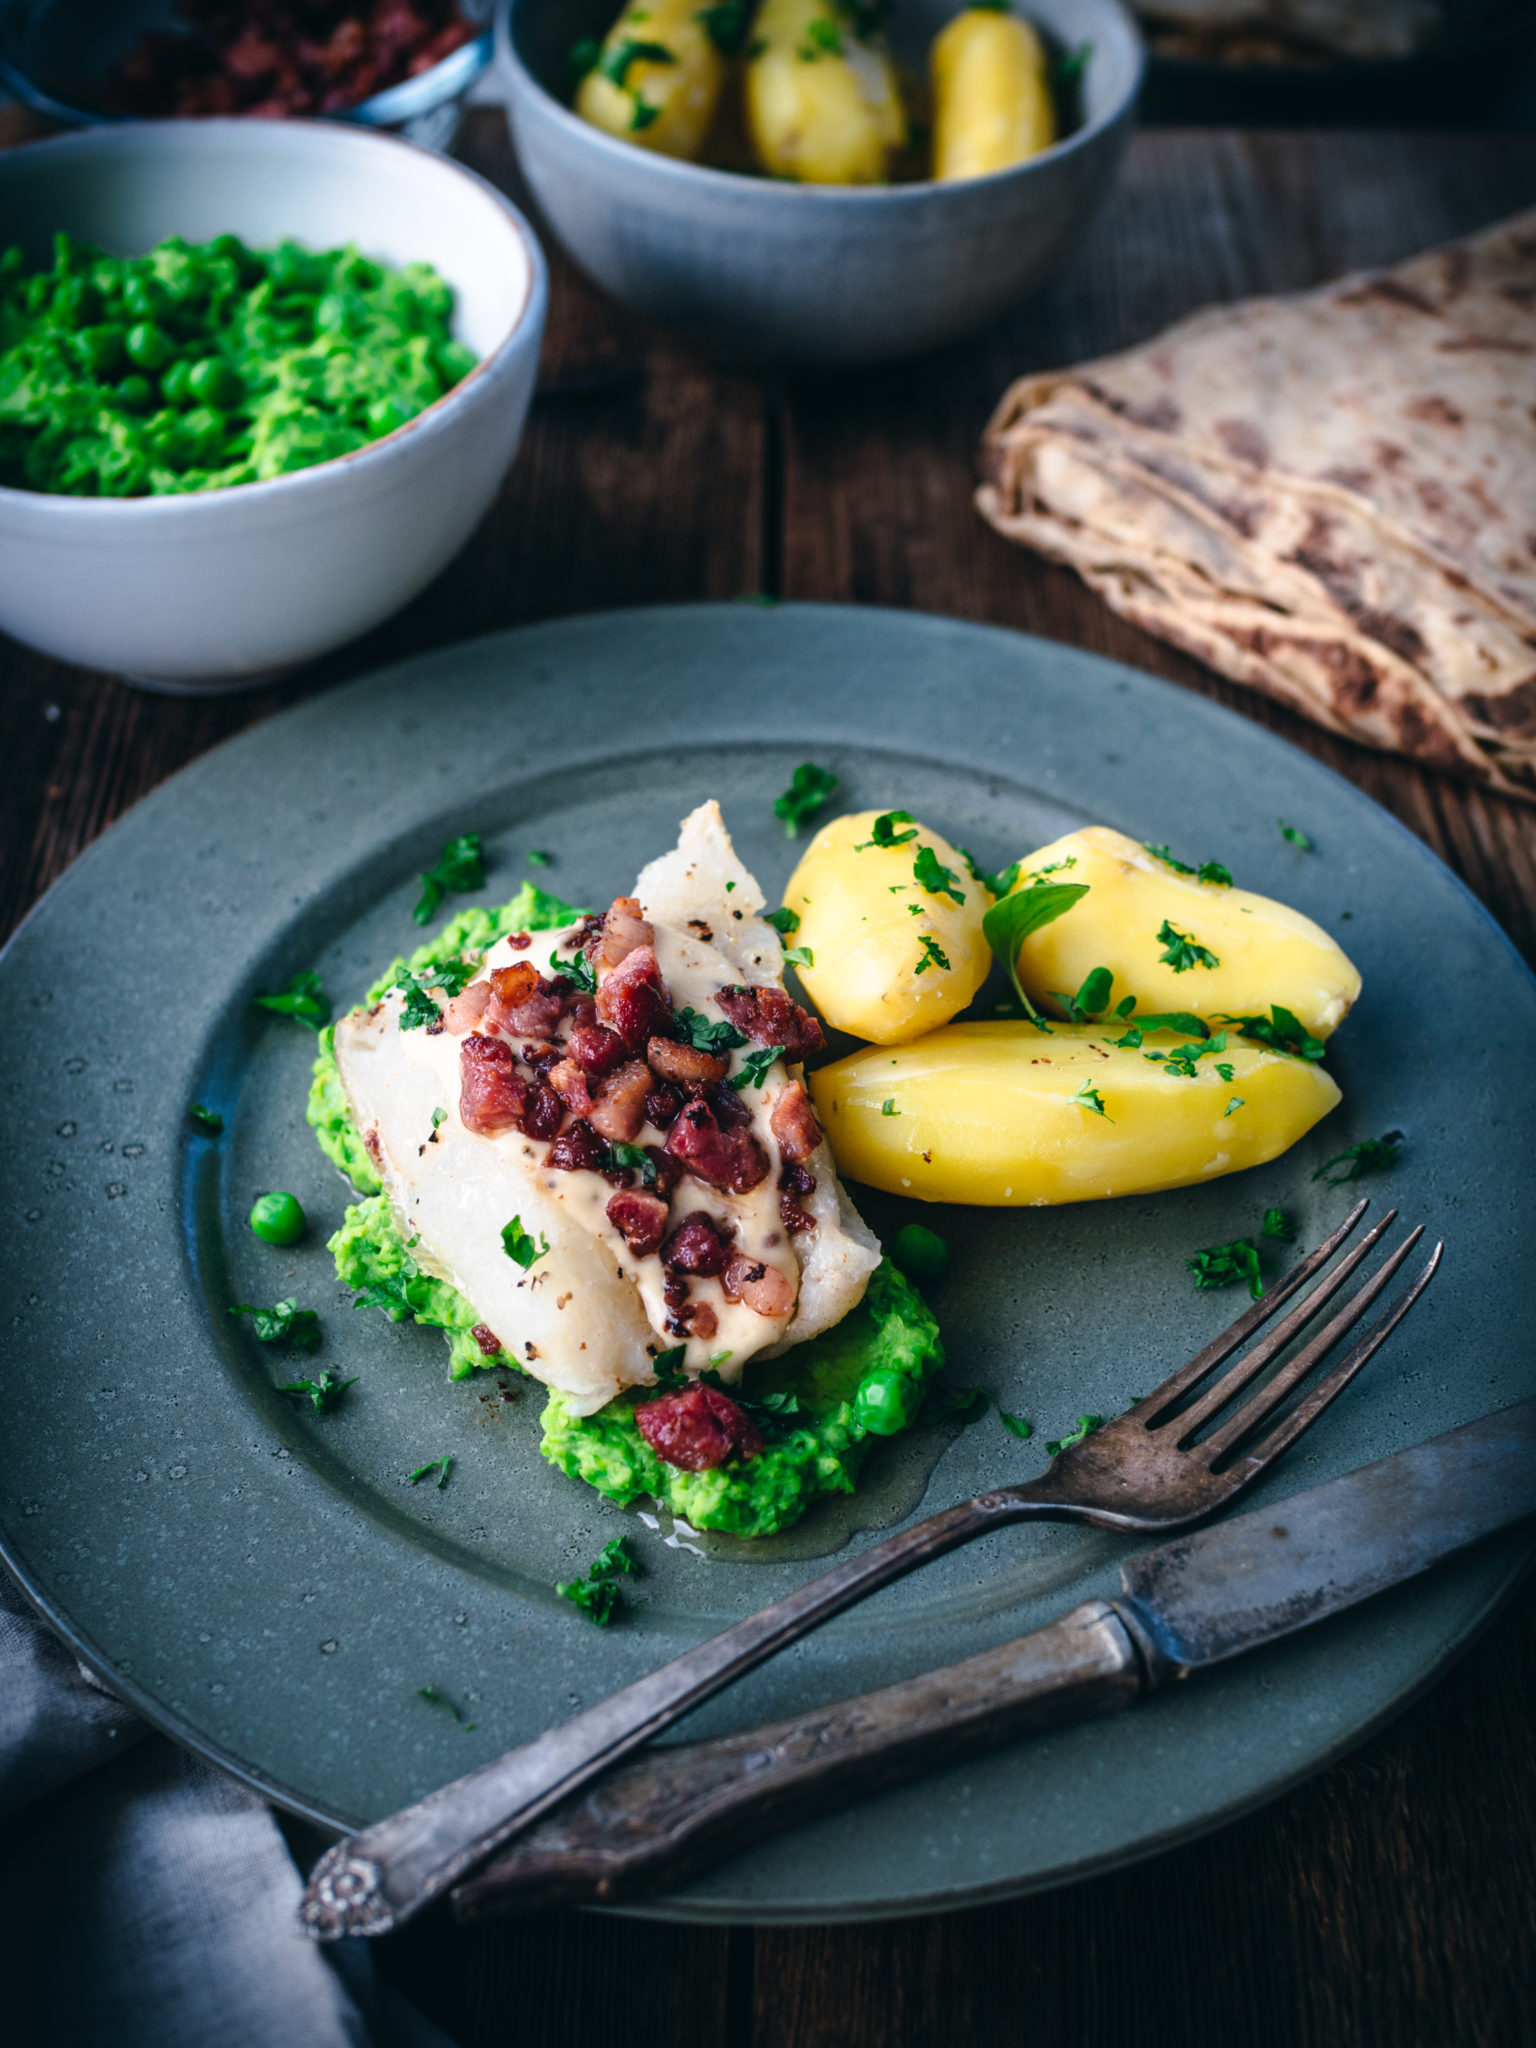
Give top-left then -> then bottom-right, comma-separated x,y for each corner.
229,1298 -> 321,1350
958,850 -> 1020,899
253,968 -> 330,1030
731,1044 -> 785,1090
1224,1005 -> 1325,1061
418,1684 -> 474,1729
881,1098 -> 899,1115
773,762 -> 838,837
1069,1081 -> 1110,1119
1313,1132 -> 1403,1185
1057,39 -> 1093,83
1155,921 -> 1219,972
783,945 -> 814,970
557,1535 -> 640,1627
1261,1207 -> 1295,1241
188,1103 -> 224,1135
765,906 -> 801,936
431,1106 -> 448,1129
599,36 -> 676,86
856,809 -> 919,852
413,833 -> 485,926
914,934 -> 952,976
393,957 -> 476,1030
1278,819 -> 1314,851
526,849 -> 553,867
695,0 -> 752,55
1187,1237 -> 1264,1300
650,1344 -> 688,1390
892,1223 -> 947,1283
1025,856 -> 1078,882
676,1006 -> 748,1055
606,1142 -> 659,1186
912,844 -> 965,905
278,1369 -> 356,1413
631,95 -> 660,128
550,943 -> 597,996
798,16 -> 843,56
1224,1096 -> 1245,1116
981,881 -> 1089,1016
1144,843 -> 1233,886
501,1217 -> 549,1268
569,34 -> 602,73
1051,965 -> 1115,1021
409,1455 -> 453,1490
1143,1028 -> 1228,1079
999,1409 -> 1033,1440
1045,1414 -> 1103,1457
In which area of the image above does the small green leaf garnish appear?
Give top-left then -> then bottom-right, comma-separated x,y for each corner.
278,1369 -> 356,1413
1224,1097 -> 1245,1117
599,36 -> 676,85
1156,920 -> 1219,972
1261,1207 -> 1295,1241
914,934 -> 952,976
418,1684 -> 474,1729
1143,1029 -> 1228,1079
527,849 -> 553,868
856,809 -> 918,852
414,833 -> 485,925
650,1344 -> 688,1390
501,1217 -> 549,1268
731,1044 -> 785,1090
1057,38 -> 1093,83
1144,843 -> 1234,886
982,882 -> 1090,1016
765,906 -> 801,936
1069,1081 -> 1111,1119
393,957 -> 476,1030
1224,1005 -> 1326,1061
1279,819 -> 1314,851
229,1298 -> 321,1351
431,1106 -> 448,1129
958,850 -> 1020,899
999,1409 -> 1033,1440
409,1455 -> 453,1490
550,944 -> 597,996
1312,1132 -> 1403,1185
253,969 -> 330,1030
1045,1414 -> 1104,1457
774,763 -> 839,837
912,844 -> 965,905
695,0 -> 752,55
188,1103 -> 225,1135
1187,1237 -> 1264,1300
569,34 -> 601,73
782,945 -> 814,970
676,1007 -> 748,1055
881,1098 -> 899,1116
606,1142 -> 659,1186
630,94 -> 660,130
1051,965 -> 1115,1021
558,1536 -> 640,1626
798,15 -> 843,55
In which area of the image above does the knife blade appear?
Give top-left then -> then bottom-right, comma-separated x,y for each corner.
451,1398 -> 1536,1918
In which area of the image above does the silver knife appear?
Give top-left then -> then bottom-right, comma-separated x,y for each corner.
446,1397 -> 1536,1917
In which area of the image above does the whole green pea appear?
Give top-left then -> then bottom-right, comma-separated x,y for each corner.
116,373 -> 153,411
188,356 -> 242,408
250,1191 -> 306,1246
365,395 -> 413,437
160,358 -> 196,406
854,1366 -> 920,1437
78,323 -> 124,374
125,321 -> 174,370
892,1223 -> 949,1285
123,274 -> 171,322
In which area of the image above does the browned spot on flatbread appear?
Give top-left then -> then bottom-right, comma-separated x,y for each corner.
1437,334 -> 1534,354
1502,283 -> 1536,310
1224,626 -> 1385,716
1215,419 -> 1269,468
1393,701 -> 1471,770
1374,441 -> 1408,472
1437,247 -> 1472,299
1459,676 -> 1536,740
1083,381 -> 1182,434
1339,279 -> 1440,316
1354,607 -> 1429,667
1405,395 -> 1465,428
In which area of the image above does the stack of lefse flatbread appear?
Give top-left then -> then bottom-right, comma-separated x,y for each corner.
977,208 -> 1536,800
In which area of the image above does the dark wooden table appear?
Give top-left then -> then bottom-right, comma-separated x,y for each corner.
5,110 -> 1535,2048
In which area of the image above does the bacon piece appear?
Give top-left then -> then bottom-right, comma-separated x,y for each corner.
645,1145 -> 683,1196
588,1060 -> 653,1144
644,1083 -> 682,1130
599,895 -> 655,969
545,1118 -> 606,1172
459,1034 -> 528,1136
444,978 -> 492,1035
779,1161 -> 817,1236
548,1059 -> 593,1117
647,1035 -> 729,1086
714,984 -> 825,1059
471,1323 -> 503,1358
769,1079 -> 823,1163
685,1300 -> 718,1339
665,1097 -> 770,1194
489,961 -> 539,1006
522,1084 -> 565,1141
721,1254 -> 797,1319
596,945 -> 673,1049
637,1384 -> 763,1471
488,963 -> 565,1039
566,1022 -> 628,1076
706,1079 -> 754,1129
606,1188 -> 669,1257
661,1212 -> 730,1277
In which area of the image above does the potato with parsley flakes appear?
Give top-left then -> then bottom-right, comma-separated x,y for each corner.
575,0 -> 728,160
783,810 -> 992,1045
745,0 -> 907,186
1010,828 -> 1361,1040
810,1021 -> 1341,1207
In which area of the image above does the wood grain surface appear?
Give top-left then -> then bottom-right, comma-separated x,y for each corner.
3,110 -> 1534,2048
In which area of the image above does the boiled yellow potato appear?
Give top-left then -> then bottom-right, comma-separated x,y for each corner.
810,1020 -> 1341,1206
746,0 -> 907,185
783,809 -> 992,1045
575,0 -> 727,161
930,8 -> 1055,182
1011,827 -> 1361,1039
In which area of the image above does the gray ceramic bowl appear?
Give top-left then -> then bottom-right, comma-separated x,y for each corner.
496,0 -> 1143,366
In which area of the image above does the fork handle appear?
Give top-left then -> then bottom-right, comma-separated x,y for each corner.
301,1482 -> 1061,1938
451,1598 -> 1144,1918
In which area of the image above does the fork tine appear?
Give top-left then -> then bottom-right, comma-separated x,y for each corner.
1197,1225 -> 1426,1460
1158,1208 -> 1400,1441
1218,1242 -> 1443,1474
1136,1197 -> 1371,1427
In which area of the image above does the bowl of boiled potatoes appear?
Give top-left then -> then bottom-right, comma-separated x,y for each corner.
496,0 -> 1143,365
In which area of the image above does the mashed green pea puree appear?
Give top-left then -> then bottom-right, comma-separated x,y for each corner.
0,230 -> 477,497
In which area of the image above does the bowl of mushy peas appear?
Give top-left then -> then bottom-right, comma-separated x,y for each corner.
0,118 -> 546,689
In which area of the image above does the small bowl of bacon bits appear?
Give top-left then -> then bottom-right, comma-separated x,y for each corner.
0,1 -> 493,151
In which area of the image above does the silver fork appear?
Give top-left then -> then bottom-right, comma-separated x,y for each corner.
301,1195 -> 1440,1938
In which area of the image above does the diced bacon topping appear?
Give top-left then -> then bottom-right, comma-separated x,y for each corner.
566,1022 -> 628,1076
779,1161 -> 818,1236
661,1211 -> 731,1276
647,1035 -> 729,1086
545,1118 -> 606,1172
522,1083 -> 565,1141
588,1059 -> 654,1144
665,1096 -> 770,1193
714,984 -> 825,1059
459,1034 -> 529,1136
636,1384 -> 763,1471
488,963 -> 566,1039
707,1079 -> 754,1129
598,895 -> 655,968
606,1187 -> 669,1256
472,1323 -> 503,1357
548,1059 -> 593,1117
444,978 -> 492,1035
769,1079 -> 823,1164
596,945 -> 673,1049
489,961 -> 539,1006
682,1300 -> 718,1339
644,1083 -> 682,1130
721,1254 -> 797,1319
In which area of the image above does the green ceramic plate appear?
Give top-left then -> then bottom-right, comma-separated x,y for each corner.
2,605 -> 1532,1923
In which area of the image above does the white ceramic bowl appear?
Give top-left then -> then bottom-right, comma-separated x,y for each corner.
498,0 -> 1142,368
0,120 -> 547,689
